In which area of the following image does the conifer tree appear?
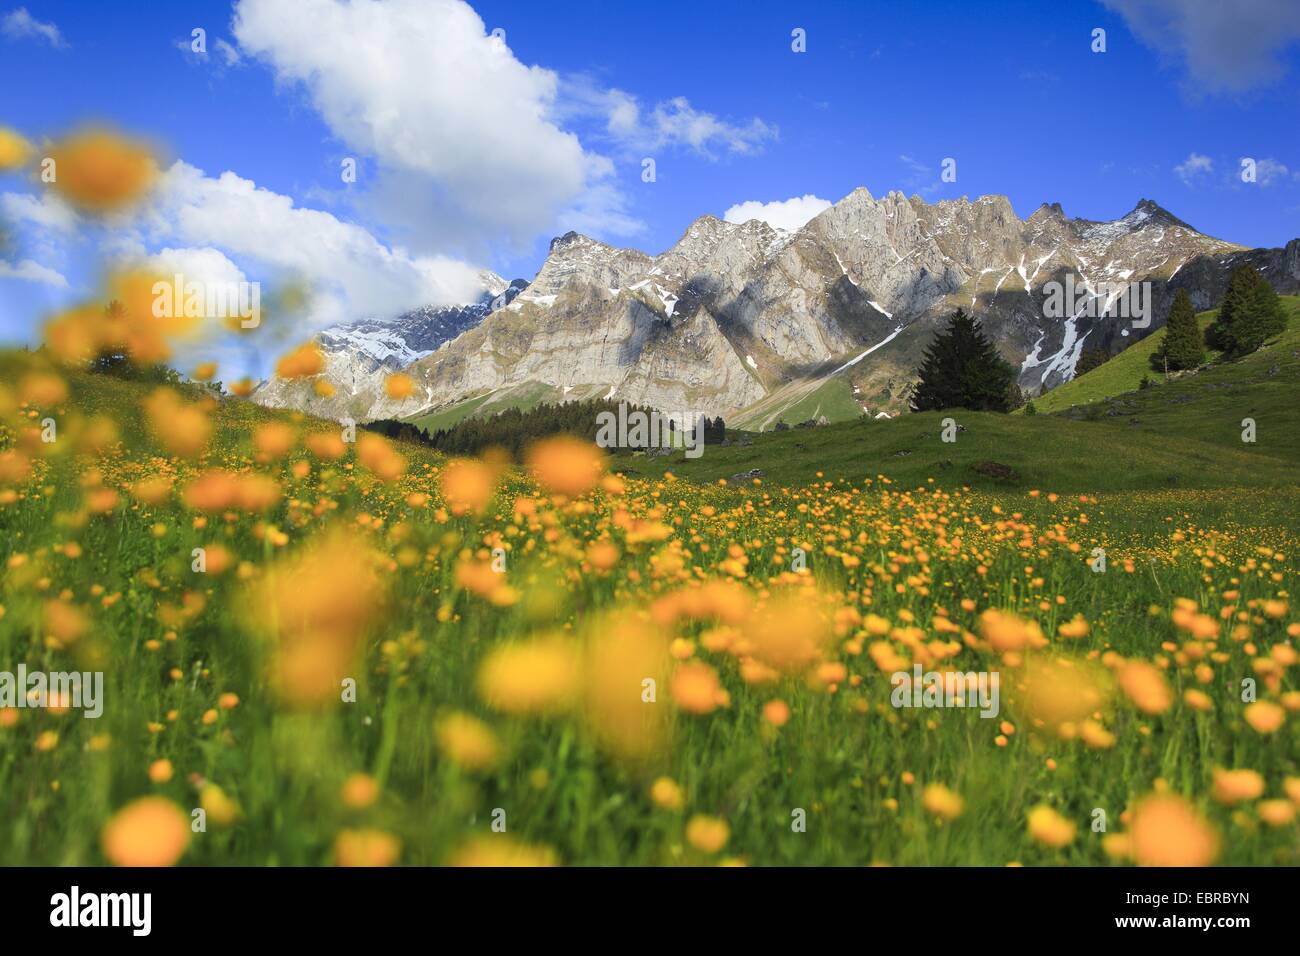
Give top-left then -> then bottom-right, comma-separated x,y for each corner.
1151,288 -> 1204,372
1206,265 -> 1287,357
910,309 -> 1017,412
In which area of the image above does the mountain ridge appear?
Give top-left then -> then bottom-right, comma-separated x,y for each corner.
253,187 -> 1298,427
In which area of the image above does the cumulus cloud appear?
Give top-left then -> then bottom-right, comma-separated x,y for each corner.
0,257 -> 67,287
6,159 -> 494,344
1175,152 -> 1214,186
232,0 -> 609,254
1,192 -> 79,234
723,195 -> 832,232
1,7 -> 66,48
123,161 -> 491,326
1103,0 -> 1300,93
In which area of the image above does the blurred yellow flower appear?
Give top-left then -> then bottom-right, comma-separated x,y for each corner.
435,712 -> 500,772
334,829 -> 401,867
922,784 -> 964,821
447,836 -> 557,867
685,814 -> 730,853
0,126 -> 33,170
1212,768 -> 1264,805
340,773 -> 380,809
45,127 -> 158,213
1129,793 -> 1218,867
1118,660 -> 1172,715
1243,701 -> 1285,734
101,797 -> 190,867
650,777 -> 684,810
477,636 -> 580,715
526,435 -> 605,497
1026,805 -> 1076,848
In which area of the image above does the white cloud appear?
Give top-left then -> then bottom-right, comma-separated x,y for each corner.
121,161 -> 490,328
214,38 -> 242,66
1103,0 -> 1300,93
232,0 -> 608,253
1250,157 -> 1291,186
232,0 -> 775,253
1,7 -> 66,48
1,191 -> 79,234
562,78 -> 777,158
1175,152 -> 1214,185
723,195 -> 832,232
0,257 -> 67,287
146,246 -> 250,288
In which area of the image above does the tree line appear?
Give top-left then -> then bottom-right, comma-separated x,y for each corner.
364,398 -> 726,457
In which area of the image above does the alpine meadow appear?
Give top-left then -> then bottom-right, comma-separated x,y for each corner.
1,0 -> 1299,917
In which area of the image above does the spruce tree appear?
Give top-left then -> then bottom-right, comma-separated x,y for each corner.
910,309 -> 1017,413
1152,288 -> 1204,371
1207,265 -> 1287,357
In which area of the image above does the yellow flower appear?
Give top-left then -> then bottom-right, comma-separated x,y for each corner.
526,435 -> 605,497
1057,615 -> 1090,639
1212,768 -> 1265,805
101,797 -> 190,867
0,126 -> 33,170
477,636 -> 580,715
1079,719 -> 1116,750
1129,793 -> 1218,867
685,814 -> 730,853
246,530 -> 386,708
1243,701 -> 1285,734
1257,799 -> 1296,827
649,777 -> 684,810
341,773 -> 380,809
1026,805 -> 1076,848
147,759 -> 173,783
441,458 -> 497,515
447,836 -> 557,867
435,712 -> 500,772
274,340 -> 326,378
200,785 -> 240,826
1118,660 -> 1172,715
1183,688 -> 1213,712
334,829 -> 401,867
922,784 -> 964,821
670,661 -> 725,715
45,127 -> 158,213
979,609 -> 1046,652
383,372 -> 415,400
763,699 -> 791,727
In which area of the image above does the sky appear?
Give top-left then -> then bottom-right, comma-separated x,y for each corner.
1,0 -> 1299,374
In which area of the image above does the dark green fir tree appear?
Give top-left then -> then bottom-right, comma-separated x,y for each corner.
910,309 -> 1017,413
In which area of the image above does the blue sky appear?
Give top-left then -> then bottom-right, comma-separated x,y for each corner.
2,0 -> 1298,365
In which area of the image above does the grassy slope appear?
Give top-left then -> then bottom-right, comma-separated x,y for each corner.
1030,296 -> 1300,414
408,381 -> 558,434
615,298 -> 1300,492
732,374 -> 862,430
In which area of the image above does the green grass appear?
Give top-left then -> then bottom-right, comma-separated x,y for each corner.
616,304 -> 1300,491
1028,295 -> 1300,415
407,381 -> 562,433
1,349 -> 1298,868
730,375 -> 858,430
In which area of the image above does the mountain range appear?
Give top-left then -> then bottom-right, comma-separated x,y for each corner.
252,189 -> 1300,429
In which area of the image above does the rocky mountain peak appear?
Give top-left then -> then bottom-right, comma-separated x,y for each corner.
1125,198 -> 1193,231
